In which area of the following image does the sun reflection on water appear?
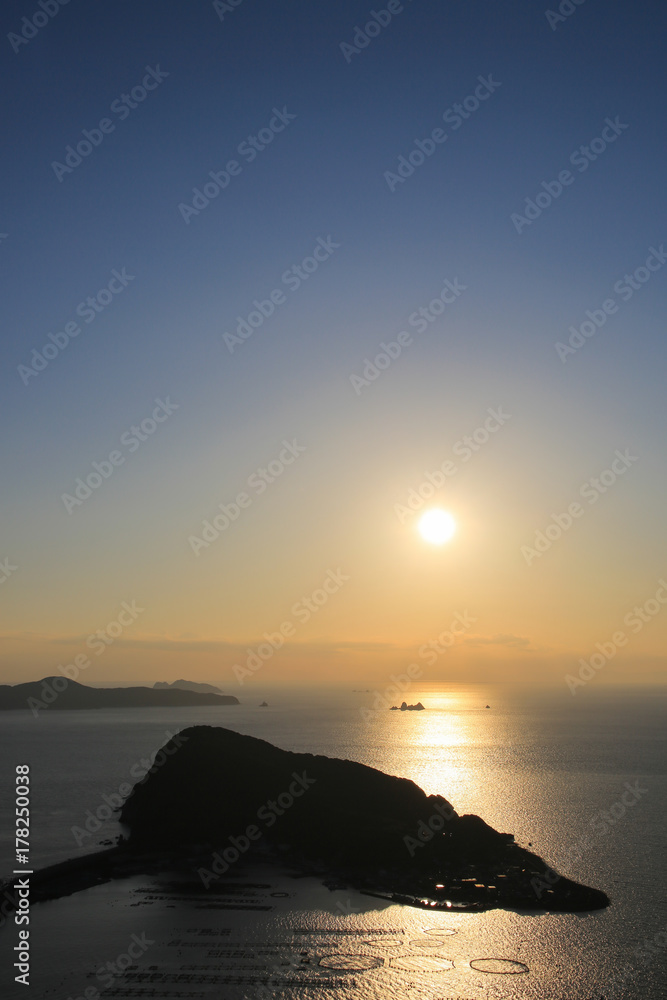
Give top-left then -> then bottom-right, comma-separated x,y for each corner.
372,686 -> 498,807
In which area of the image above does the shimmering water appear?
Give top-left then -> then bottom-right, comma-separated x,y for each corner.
0,683 -> 665,998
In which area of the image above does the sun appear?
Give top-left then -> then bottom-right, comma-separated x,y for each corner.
418,509 -> 457,545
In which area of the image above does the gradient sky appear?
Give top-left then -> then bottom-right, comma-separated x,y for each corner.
2,0 -> 666,691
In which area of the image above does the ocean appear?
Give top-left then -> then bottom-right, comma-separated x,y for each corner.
0,683 -> 665,998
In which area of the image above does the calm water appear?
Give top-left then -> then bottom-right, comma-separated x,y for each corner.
0,683 -> 665,998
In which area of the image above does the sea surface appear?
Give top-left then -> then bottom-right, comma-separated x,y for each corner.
0,683 -> 665,998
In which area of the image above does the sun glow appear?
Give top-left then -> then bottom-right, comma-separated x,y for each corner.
418,509 -> 457,545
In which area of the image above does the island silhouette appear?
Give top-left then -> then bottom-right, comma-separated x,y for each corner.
2,726 -> 610,914
153,679 -> 224,695
0,679 -> 239,710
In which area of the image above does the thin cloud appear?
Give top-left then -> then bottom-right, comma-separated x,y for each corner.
460,632 -> 533,649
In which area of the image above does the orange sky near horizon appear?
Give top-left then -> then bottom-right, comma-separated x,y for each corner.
3,477 -> 666,693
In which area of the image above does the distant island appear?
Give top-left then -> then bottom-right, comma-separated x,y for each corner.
390,701 -> 425,711
153,679 -> 224,695
0,678 -> 240,711
4,725 -> 609,914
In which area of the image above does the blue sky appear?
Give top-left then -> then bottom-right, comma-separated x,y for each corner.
2,0 -> 666,687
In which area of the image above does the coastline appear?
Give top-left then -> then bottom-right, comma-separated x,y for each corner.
0,834 -> 610,917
